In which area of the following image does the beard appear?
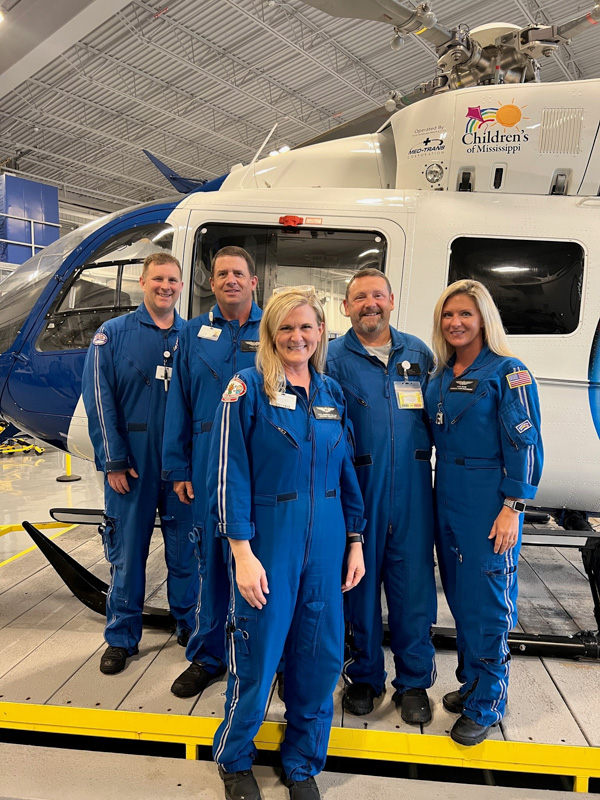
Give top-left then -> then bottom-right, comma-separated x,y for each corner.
356,311 -> 385,336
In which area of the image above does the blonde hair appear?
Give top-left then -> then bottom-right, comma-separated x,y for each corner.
432,279 -> 515,375
256,289 -> 328,402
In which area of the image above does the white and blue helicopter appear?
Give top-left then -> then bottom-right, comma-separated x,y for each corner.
1,0 -> 600,654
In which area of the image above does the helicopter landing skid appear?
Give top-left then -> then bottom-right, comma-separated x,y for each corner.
22,521 -> 175,630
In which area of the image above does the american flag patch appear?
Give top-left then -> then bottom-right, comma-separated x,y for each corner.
516,420 -> 532,434
506,370 -> 532,389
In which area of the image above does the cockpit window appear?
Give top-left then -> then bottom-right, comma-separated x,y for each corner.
37,223 -> 174,351
0,220 -> 109,354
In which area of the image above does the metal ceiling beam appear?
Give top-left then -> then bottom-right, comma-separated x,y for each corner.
127,1 -> 330,134
0,0 -> 133,100
229,0 -> 398,103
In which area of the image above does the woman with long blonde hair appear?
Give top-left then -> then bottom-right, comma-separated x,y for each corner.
425,279 -> 543,746
208,288 -> 365,800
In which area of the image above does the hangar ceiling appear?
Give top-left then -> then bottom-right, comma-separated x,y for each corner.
0,0 -> 599,213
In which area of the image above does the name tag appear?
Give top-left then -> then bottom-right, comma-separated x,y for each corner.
313,406 -> 341,420
396,362 -> 421,377
270,393 -> 297,410
155,365 -> 172,381
241,340 -> 259,353
198,325 -> 221,341
449,378 -> 479,393
394,381 -> 424,410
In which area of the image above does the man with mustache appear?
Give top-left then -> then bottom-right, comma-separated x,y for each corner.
83,252 -> 197,675
326,268 -> 437,722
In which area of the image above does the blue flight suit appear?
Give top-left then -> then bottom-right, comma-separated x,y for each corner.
425,346 -> 543,727
210,367 -> 365,780
82,303 -> 197,652
162,302 -> 262,673
327,327 -> 437,696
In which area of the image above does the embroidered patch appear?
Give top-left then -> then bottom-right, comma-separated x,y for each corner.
222,377 -> 247,403
92,332 -> 108,346
506,369 -> 532,389
516,419 -> 533,434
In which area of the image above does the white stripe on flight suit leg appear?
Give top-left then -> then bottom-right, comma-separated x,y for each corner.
214,549 -> 239,765
94,342 -> 111,463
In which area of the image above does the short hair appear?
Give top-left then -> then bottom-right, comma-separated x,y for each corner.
211,246 -> 256,277
142,251 -> 181,279
431,279 -> 515,375
256,289 -> 327,402
345,267 -> 392,300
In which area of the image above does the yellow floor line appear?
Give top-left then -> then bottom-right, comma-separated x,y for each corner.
0,702 -> 598,790
0,525 -> 77,568
0,521 -> 69,538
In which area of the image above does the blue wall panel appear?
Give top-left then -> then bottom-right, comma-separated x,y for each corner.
0,175 -> 59,264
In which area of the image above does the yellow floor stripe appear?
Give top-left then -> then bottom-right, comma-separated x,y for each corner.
0,702 -> 598,789
0,525 -> 77,568
0,521 -> 69,538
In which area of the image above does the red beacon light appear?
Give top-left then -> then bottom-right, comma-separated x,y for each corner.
279,215 -> 304,227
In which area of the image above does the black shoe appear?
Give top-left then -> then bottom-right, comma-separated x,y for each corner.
177,629 -> 191,647
443,689 -> 464,714
276,671 -> 285,702
342,682 -> 380,716
218,766 -> 262,800
450,714 -> 492,746
171,661 -> 226,698
282,773 -> 320,800
100,645 -> 138,675
392,688 -> 432,725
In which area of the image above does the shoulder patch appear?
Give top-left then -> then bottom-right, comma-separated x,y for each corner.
516,419 -> 533,434
222,377 -> 247,403
506,369 -> 532,389
92,332 -> 108,346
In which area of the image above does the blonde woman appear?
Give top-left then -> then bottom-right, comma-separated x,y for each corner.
208,289 -> 366,800
425,279 -> 543,746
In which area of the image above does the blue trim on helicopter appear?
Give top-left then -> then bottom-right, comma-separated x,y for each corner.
589,318 -> 600,438
0,201 -> 179,451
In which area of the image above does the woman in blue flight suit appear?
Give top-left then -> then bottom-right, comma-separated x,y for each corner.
425,279 -> 543,746
208,289 -> 366,800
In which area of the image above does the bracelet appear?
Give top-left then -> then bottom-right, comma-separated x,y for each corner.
347,533 -> 364,544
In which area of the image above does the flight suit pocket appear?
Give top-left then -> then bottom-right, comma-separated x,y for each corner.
500,401 -> 538,449
477,558 -> 518,659
99,516 -> 122,568
230,610 -> 260,681
296,600 -> 325,661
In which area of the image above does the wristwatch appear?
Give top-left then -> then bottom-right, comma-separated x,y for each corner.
503,498 -> 526,513
347,533 -> 364,544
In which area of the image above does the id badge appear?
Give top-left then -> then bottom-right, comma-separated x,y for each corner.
313,405 -> 341,420
240,340 -> 259,352
270,393 -> 297,410
155,365 -> 173,381
394,380 -> 424,410
198,325 -> 221,341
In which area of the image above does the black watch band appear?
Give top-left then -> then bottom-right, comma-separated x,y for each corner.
347,533 -> 364,544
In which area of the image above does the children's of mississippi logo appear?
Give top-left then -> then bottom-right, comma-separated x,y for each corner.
462,103 -> 530,154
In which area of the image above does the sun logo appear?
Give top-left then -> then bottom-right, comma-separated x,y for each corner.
465,102 -> 529,133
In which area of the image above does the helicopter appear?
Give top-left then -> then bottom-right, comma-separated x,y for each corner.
1,0 -> 599,655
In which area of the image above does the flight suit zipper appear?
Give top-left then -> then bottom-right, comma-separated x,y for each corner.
450,391 -> 488,425
291,384 -> 318,569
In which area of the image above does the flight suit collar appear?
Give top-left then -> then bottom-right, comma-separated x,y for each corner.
136,302 -> 183,331
447,344 -> 496,375
211,301 -> 262,325
343,325 -> 406,358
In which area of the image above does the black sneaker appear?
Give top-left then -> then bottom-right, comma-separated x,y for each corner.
171,661 -> 226,698
100,645 -> 138,675
450,714 -> 492,746
177,629 -> 191,648
282,773 -> 320,800
392,688 -> 432,725
342,682 -> 381,716
443,689 -> 464,714
218,766 -> 262,800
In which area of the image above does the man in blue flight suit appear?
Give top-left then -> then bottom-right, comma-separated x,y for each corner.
327,268 -> 437,723
82,252 -> 198,675
163,246 -> 262,698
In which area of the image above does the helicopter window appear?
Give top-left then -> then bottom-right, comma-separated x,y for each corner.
448,237 -> 584,335
36,223 -> 175,352
191,223 -> 387,338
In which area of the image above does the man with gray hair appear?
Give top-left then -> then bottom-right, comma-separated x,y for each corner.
327,267 -> 437,723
